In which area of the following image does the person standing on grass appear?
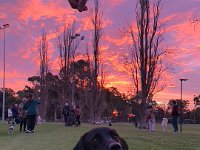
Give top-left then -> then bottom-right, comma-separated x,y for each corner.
18,98 -> 27,132
11,104 -> 20,124
7,105 -> 13,124
171,101 -> 179,132
24,94 -> 41,133
75,105 -> 81,126
146,104 -> 156,132
62,102 -> 70,126
11,104 -> 19,120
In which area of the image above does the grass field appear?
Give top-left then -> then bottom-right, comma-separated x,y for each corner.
0,122 -> 200,150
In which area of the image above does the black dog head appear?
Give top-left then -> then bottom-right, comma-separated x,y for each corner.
73,127 -> 128,150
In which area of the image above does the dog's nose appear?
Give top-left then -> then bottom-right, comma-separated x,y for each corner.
108,143 -> 122,150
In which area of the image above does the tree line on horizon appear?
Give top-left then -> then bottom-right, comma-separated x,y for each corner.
1,87 -> 200,123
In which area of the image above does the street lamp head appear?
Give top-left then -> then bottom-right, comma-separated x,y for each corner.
75,33 -> 80,37
3,24 -> 9,27
179,78 -> 188,81
1,24 -> 10,30
71,33 -> 80,39
81,36 -> 85,40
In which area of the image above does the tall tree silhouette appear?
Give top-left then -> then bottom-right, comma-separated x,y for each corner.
124,0 -> 171,127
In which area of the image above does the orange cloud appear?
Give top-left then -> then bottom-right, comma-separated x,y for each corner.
0,13 -> 6,19
106,0 -> 125,7
103,35 -> 132,46
80,16 -> 112,31
0,70 -> 32,92
100,45 -> 109,52
18,0 -> 74,22
6,80 -> 31,92
0,70 -> 28,79
103,74 -> 131,94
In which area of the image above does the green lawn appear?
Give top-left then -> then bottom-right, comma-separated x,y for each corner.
0,122 -> 200,150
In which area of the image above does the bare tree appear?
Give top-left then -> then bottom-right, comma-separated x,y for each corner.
57,21 -> 76,105
38,29 -> 49,119
90,0 -> 103,123
99,62 -> 106,90
71,31 -> 85,107
124,0 -> 171,127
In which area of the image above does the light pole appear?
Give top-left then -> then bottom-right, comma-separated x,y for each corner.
0,24 -> 9,122
179,78 -> 188,133
71,34 -> 84,108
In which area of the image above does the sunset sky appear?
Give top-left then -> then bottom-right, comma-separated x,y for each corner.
0,0 -> 200,108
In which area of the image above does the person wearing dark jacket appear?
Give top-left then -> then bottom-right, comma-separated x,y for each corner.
11,104 -> 19,119
24,94 -> 41,133
171,101 -> 179,132
11,104 -> 20,124
62,103 -> 70,126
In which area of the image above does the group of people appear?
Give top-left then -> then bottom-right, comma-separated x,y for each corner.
62,103 -> 81,126
7,94 -> 179,134
145,100 -> 180,132
7,93 -> 41,133
8,95 -> 81,133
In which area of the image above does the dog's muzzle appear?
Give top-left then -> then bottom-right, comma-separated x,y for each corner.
108,142 -> 122,150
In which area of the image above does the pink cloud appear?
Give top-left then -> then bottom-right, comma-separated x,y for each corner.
0,70 -> 28,79
79,16 -> 112,31
106,0 -> 125,7
103,35 -> 129,46
18,0 -> 74,22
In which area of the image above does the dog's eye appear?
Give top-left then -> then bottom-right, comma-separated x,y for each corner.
112,134 -> 119,141
91,133 -> 104,145
91,137 -> 98,143
91,134 -> 102,144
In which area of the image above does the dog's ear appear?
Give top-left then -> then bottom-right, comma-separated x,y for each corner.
73,133 -> 87,150
120,138 -> 129,150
